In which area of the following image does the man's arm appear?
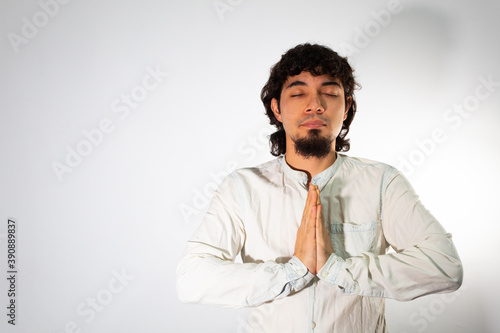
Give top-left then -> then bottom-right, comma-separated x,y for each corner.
317,170 -> 463,301
176,173 -> 315,307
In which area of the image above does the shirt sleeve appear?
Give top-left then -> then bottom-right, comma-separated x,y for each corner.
176,172 -> 314,308
317,170 -> 463,301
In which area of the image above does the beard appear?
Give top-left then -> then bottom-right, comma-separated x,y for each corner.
291,129 -> 334,159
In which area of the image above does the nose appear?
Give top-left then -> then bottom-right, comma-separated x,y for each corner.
306,93 -> 325,113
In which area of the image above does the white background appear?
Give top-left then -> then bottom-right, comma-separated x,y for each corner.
1,0 -> 499,332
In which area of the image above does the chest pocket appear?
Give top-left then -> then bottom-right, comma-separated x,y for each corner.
330,221 -> 377,259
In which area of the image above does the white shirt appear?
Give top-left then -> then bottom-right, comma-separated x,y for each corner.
177,154 -> 463,333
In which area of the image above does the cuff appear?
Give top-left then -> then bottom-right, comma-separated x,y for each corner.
317,254 -> 352,292
284,256 -> 315,291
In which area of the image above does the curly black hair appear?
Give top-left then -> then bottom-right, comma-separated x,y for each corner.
261,43 -> 359,156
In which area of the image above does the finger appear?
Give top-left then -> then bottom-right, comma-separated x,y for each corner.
315,186 -> 329,233
316,203 -> 322,224
309,184 -> 316,200
300,185 -> 315,225
315,185 -> 321,206
308,201 -> 318,232
306,185 -> 318,216
316,204 -> 323,237
307,184 -> 317,209
311,186 -> 318,207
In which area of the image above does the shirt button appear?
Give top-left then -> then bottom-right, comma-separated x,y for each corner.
313,281 -> 318,286
312,322 -> 316,328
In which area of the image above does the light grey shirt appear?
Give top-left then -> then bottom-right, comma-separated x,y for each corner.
177,154 -> 462,333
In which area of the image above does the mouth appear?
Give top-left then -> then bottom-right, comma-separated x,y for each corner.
300,120 -> 327,129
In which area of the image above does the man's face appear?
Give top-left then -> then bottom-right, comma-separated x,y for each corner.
271,71 -> 351,158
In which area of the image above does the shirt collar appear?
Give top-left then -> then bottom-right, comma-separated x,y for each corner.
280,153 -> 345,190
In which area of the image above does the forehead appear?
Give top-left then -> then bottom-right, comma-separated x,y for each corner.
282,71 -> 343,90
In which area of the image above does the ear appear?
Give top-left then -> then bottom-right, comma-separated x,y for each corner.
343,96 -> 352,121
271,98 -> 283,122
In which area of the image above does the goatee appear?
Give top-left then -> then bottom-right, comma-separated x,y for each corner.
292,129 -> 334,159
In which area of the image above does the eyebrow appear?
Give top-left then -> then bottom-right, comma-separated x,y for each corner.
285,80 -> 342,89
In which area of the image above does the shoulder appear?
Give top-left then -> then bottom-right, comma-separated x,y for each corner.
338,154 -> 401,186
229,156 -> 283,186
234,157 -> 282,175
209,157 -> 283,208
340,154 -> 396,173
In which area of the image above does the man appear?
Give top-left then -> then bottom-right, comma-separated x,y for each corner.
177,43 -> 463,332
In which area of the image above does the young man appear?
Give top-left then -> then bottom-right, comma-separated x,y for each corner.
177,43 -> 463,332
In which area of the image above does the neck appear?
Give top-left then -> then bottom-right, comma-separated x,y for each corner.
285,148 -> 337,185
